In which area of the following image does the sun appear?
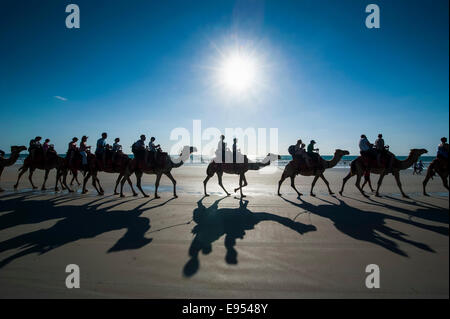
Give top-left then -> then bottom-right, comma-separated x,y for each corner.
219,52 -> 257,92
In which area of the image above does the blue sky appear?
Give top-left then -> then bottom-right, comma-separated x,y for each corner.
1,0 -> 448,155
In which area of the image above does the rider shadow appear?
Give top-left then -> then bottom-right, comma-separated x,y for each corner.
280,196 -> 448,257
182,197 -> 317,277
0,194 -> 174,268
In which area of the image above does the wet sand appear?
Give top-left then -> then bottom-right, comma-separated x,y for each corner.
0,165 -> 448,298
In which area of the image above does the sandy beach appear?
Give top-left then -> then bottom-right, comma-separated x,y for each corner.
0,164 -> 448,298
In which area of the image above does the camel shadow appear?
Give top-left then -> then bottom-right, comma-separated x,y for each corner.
182,197 -> 317,277
281,196 -> 448,257
0,194 -> 174,268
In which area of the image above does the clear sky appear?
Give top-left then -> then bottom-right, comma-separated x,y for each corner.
1,0 -> 448,156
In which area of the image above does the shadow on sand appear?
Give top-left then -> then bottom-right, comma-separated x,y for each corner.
182,197 -> 317,277
0,192 -> 174,268
280,195 -> 448,257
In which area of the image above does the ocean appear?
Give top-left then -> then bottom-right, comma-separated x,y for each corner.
9,154 -> 436,169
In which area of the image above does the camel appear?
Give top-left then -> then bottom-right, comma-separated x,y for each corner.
0,146 -> 27,192
61,150 -> 137,196
119,146 -> 197,198
14,148 -> 66,191
422,157 -> 449,196
339,148 -> 428,198
277,149 -> 350,197
203,153 -> 281,198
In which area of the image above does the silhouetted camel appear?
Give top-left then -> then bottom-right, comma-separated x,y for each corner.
423,157 -> 449,196
0,145 -> 26,192
203,153 -> 280,198
183,197 -> 316,277
278,149 -> 349,197
61,151 -> 137,196
340,149 -> 428,198
120,146 -> 197,198
14,149 -> 66,191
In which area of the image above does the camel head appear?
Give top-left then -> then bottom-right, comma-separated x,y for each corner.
334,149 -> 350,157
11,145 -> 27,153
410,148 -> 428,158
262,153 -> 281,164
178,146 -> 197,162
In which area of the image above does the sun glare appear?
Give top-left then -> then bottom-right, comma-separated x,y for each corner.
220,53 -> 257,92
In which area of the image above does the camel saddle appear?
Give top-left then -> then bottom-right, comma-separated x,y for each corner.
292,155 -> 323,172
135,151 -> 168,170
213,156 -> 249,173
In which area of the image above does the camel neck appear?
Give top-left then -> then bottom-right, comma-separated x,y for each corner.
1,151 -> 21,167
325,153 -> 342,169
397,152 -> 420,170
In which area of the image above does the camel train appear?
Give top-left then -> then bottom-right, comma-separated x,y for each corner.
0,135 -> 448,198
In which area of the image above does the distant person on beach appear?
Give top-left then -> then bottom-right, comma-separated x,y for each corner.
95,132 -> 108,167
28,136 -> 42,161
79,136 -> 91,167
0,149 -> 5,159
132,134 -> 146,161
437,137 -> 449,160
67,137 -> 78,165
418,160 -> 424,174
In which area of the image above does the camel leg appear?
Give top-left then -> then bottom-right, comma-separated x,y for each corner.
135,171 -> 149,197
154,173 -> 162,198
277,173 -> 288,196
422,171 -> 433,196
203,175 -> 211,196
90,173 -> 102,195
165,171 -> 178,198
320,173 -> 334,195
126,176 -> 138,196
41,169 -> 50,190
82,172 -> 91,194
28,168 -> 37,189
339,171 -> 353,196
217,172 -> 230,196
393,171 -> 409,198
114,173 -> 122,195
290,176 -> 303,197
310,175 -> 319,197
54,169 -> 60,192
355,174 -> 368,197
238,174 -> 246,198
0,167 -> 3,192
94,174 -> 104,195
439,173 -> 449,190
14,166 -> 28,190
367,176 -> 374,192
375,173 -> 386,197
119,173 -> 128,197
234,174 -> 248,193
62,170 -> 73,192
